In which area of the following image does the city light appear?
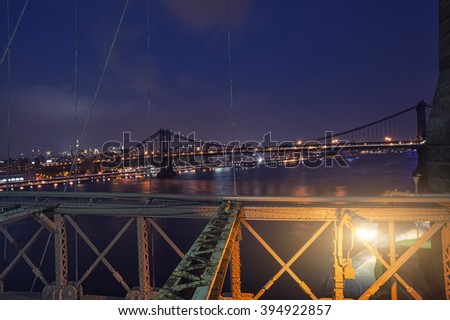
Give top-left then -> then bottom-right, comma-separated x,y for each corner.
384,136 -> 392,142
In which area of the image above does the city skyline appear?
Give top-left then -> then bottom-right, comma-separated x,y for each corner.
0,0 -> 438,156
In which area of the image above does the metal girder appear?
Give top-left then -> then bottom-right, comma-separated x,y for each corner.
32,213 -> 57,234
54,214 -> 68,286
389,221 -> 398,299
241,220 -> 328,300
147,218 -> 184,258
65,216 -> 133,292
137,217 -> 151,292
126,217 -> 157,300
358,237 -> 422,300
42,285 -> 78,300
442,223 -> 450,300
2,194 -> 450,222
0,206 -> 46,225
243,207 -> 336,221
1,192 -> 450,300
158,202 -> 241,300
3,191 -> 450,204
54,203 -> 218,218
243,206 -> 450,222
359,222 -> 445,300
0,225 -> 48,285
332,218 -> 346,300
42,214 -> 74,300
223,223 -> 253,300
349,207 -> 450,222
231,224 -> 243,299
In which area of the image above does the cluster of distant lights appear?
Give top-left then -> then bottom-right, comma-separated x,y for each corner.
1,177 -> 25,182
0,165 -> 237,192
0,139 -> 417,193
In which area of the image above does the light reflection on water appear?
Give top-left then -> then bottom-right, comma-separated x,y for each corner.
74,153 -> 419,196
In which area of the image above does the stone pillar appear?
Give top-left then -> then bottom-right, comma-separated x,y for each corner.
427,0 -> 450,192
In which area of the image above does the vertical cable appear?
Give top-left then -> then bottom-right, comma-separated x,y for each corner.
146,0 -> 155,287
2,0 -> 11,265
394,117 -> 398,139
227,0 -> 237,196
389,118 -> 392,139
6,0 -> 11,192
73,0 -> 79,281
405,113 -> 410,140
147,0 -> 153,193
73,0 -> 79,193
377,122 -> 380,142
2,224 -> 6,266
399,114 -> 404,141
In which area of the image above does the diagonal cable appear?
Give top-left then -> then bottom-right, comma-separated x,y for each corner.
0,0 -> 29,67
64,0 -> 130,191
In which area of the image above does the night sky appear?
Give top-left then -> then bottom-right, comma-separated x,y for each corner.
0,0 -> 438,156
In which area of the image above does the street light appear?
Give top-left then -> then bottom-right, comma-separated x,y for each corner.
355,227 -> 378,241
344,210 -> 378,241
413,174 -> 421,194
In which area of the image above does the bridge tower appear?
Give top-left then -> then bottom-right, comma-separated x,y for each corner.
427,0 -> 450,192
158,129 -> 176,177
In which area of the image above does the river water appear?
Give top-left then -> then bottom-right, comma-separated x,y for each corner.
76,152 -> 419,196
4,152 -> 432,299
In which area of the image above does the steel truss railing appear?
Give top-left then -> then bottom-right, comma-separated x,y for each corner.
0,191 -> 449,299
158,202 -> 241,300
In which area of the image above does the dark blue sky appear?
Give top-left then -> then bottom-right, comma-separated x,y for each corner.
0,0 -> 438,155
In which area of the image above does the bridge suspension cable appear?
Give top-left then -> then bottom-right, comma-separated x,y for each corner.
315,102 -> 431,143
73,0 -> 80,283
6,0 -> 12,193
227,0 -> 237,197
77,0 -> 130,149
0,0 -> 28,67
71,0 -> 79,194
146,0 -> 153,194
64,0 -> 130,191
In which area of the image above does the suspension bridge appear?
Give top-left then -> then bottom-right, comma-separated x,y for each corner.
106,100 -> 427,174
